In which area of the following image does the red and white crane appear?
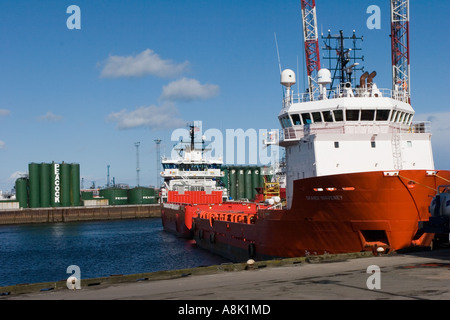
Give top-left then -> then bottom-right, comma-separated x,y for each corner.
390,0 -> 410,103
301,0 -> 411,103
300,0 -> 321,101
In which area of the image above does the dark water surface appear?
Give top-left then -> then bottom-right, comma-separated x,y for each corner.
0,218 -> 229,287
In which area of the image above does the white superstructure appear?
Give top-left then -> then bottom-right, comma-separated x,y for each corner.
160,124 -> 227,202
279,68 -> 434,208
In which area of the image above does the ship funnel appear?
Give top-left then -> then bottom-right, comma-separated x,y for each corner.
360,72 -> 369,88
367,71 -> 377,87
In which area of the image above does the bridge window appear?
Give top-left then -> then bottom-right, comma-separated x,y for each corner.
291,114 -> 301,125
390,110 -> 397,122
286,116 -> 292,127
403,113 -> 411,124
333,110 -> 344,122
301,113 -> 312,124
376,109 -> 391,121
361,110 -> 375,121
346,109 -> 360,121
322,111 -> 334,122
312,112 -> 322,123
280,116 -> 292,128
394,111 -> 401,122
407,114 -> 413,124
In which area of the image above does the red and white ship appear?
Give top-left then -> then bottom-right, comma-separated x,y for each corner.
160,123 -> 264,238
163,1 -> 450,261
191,64 -> 450,259
188,7 -> 450,260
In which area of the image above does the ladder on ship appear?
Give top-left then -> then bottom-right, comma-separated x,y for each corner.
391,133 -> 403,170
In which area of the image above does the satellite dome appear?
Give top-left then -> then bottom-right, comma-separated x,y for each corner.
281,69 -> 296,87
318,68 -> 332,85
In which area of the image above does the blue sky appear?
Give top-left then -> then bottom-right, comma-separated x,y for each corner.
0,0 -> 449,191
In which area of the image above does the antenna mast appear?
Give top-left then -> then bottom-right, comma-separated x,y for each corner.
322,30 -> 364,92
107,165 -> 110,187
154,139 -> 162,188
135,142 -> 140,187
274,32 -> 282,75
390,0 -> 410,103
300,0 -> 321,101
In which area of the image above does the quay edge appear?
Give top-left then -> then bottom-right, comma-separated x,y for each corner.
0,204 -> 161,226
0,251 -> 374,296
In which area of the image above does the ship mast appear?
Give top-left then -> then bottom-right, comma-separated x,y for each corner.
321,30 -> 364,93
189,123 -> 195,151
300,0 -> 321,101
390,0 -> 410,103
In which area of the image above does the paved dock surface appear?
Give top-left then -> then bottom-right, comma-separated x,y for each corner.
4,249 -> 450,301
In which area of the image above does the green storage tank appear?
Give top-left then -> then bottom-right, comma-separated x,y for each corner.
60,162 -> 71,207
244,167 -> 253,200
70,163 -> 81,206
39,163 -> 51,208
28,163 -> 40,208
237,167 -> 245,200
100,188 -> 128,205
220,166 -> 229,192
81,191 -> 94,201
128,187 -> 156,204
229,167 -> 237,200
50,162 -> 61,207
251,167 -> 262,200
15,178 -> 28,208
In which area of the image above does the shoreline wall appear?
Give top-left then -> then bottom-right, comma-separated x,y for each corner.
0,204 -> 161,225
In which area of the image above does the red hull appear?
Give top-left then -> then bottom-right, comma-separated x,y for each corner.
192,170 -> 450,261
161,201 -> 267,238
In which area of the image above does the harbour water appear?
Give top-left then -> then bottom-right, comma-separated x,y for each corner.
0,218 -> 230,287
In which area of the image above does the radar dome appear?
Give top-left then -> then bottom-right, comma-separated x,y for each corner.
318,68 -> 332,85
281,69 -> 296,87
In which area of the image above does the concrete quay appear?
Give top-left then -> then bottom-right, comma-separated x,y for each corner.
0,204 -> 160,225
3,248 -> 450,301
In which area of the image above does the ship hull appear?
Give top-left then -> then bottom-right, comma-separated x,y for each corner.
161,201 -> 267,238
161,203 -> 197,238
192,170 -> 450,261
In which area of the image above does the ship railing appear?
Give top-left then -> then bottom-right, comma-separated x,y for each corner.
161,170 -> 224,178
283,87 -> 409,109
410,121 -> 431,133
281,121 -> 431,142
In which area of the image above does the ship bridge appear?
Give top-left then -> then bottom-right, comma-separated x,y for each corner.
278,84 -> 425,144
278,68 -> 435,208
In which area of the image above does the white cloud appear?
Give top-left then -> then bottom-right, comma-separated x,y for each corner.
37,112 -> 63,122
8,171 -> 27,181
0,109 -> 10,116
414,111 -> 450,169
160,77 -> 220,102
100,49 -> 190,79
106,102 -> 185,130
414,111 -> 450,139
0,140 -> 5,149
